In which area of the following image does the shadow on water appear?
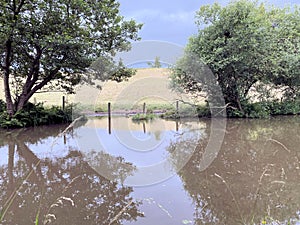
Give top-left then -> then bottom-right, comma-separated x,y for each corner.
0,116 -> 300,224
0,124 -> 143,225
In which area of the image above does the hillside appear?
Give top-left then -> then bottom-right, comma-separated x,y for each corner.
0,68 -> 200,110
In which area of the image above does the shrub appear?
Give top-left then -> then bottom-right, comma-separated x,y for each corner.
227,100 -> 300,118
0,100 -> 5,112
196,105 -> 211,117
0,102 -> 75,128
271,100 -> 300,115
243,102 -> 271,118
131,113 -> 156,122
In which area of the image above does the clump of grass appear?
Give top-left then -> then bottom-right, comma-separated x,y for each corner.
160,104 -> 209,119
131,113 -> 156,121
144,103 -> 174,112
160,110 -> 180,119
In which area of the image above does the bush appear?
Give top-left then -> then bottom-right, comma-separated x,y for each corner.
0,100 -> 5,112
161,104 -> 210,119
131,113 -> 156,122
160,110 -> 180,119
0,102 -> 75,128
196,105 -> 211,117
227,100 -> 300,118
243,102 -> 271,118
159,100 -> 300,119
269,100 -> 300,115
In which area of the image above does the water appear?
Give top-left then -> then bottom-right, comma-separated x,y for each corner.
0,116 -> 300,225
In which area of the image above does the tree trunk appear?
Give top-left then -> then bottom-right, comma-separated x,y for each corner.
3,74 -> 15,116
16,94 -> 30,112
236,97 -> 244,114
3,40 -> 15,116
224,93 -> 244,115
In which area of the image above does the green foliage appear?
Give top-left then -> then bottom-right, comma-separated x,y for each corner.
160,104 -> 206,119
0,102 -> 75,128
196,105 -> 211,117
131,113 -> 156,122
172,0 -> 300,115
242,102 -> 271,118
88,58 -> 137,85
227,100 -> 300,118
0,0 -> 142,114
0,100 -> 5,112
160,110 -> 180,119
269,100 -> 300,115
109,61 -> 137,83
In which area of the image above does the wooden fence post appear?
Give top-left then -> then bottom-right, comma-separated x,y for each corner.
62,96 -> 65,111
108,102 -> 111,134
143,102 -> 146,114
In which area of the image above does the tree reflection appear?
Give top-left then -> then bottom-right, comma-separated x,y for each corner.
0,126 -> 143,225
171,117 -> 300,224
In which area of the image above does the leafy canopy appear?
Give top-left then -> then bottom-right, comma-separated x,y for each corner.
171,0 -> 300,114
0,0 -> 142,114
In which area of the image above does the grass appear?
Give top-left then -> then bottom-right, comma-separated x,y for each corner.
94,102 -> 175,113
3,69 -> 298,119
0,68 -> 203,112
131,113 -> 156,122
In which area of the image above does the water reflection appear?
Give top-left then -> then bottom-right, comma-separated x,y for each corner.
0,117 -> 300,225
0,125 -> 143,225
173,117 -> 300,224
76,117 -> 204,185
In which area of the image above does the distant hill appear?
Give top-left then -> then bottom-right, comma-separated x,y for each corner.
0,68 -> 201,110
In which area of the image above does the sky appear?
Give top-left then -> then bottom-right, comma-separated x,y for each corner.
118,0 -> 300,46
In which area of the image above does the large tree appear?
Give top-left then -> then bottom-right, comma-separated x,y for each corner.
0,0 -> 142,116
171,0 -> 300,113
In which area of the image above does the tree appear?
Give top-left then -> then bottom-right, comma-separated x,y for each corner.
0,0 -> 142,116
147,56 -> 162,68
267,6 -> 300,99
171,0 -> 300,114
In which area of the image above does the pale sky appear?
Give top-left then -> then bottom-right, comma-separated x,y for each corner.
118,0 -> 299,45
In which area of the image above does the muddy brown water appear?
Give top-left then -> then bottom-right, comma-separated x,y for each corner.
0,116 -> 300,225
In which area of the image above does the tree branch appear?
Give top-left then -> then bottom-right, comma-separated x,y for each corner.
16,0 -> 26,14
25,46 -> 42,90
27,68 -> 60,99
